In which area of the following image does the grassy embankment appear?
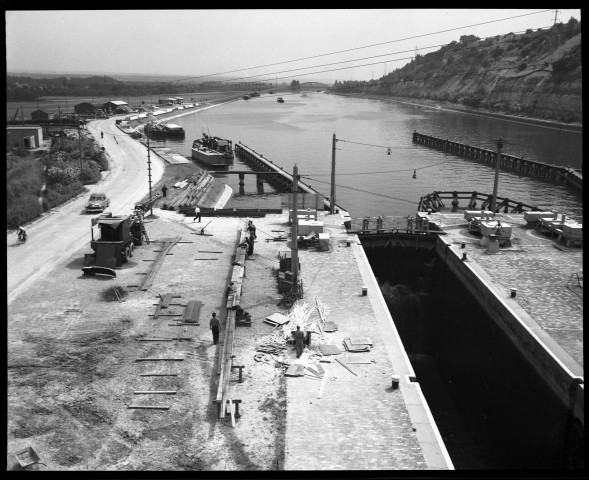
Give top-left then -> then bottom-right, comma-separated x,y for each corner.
6,131 -> 108,228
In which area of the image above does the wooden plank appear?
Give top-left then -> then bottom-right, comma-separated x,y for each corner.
317,364 -> 331,398
183,299 -> 202,323
229,399 -> 236,428
161,293 -> 173,308
134,390 -> 177,395
168,323 -> 200,326
137,338 -> 175,342
135,358 -> 184,362
335,357 -> 358,376
140,373 -> 178,377
127,405 -> 170,410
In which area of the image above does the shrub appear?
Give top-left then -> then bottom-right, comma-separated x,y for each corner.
7,194 -> 43,228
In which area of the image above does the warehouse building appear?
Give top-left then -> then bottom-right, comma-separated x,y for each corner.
31,109 -> 54,121
74,102 -> 101,115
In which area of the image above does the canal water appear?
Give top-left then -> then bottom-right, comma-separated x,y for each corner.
161,92 -> 582,221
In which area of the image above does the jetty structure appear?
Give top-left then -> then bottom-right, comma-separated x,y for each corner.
412,131 -> 583,196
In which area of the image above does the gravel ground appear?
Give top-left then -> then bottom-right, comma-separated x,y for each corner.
7,207 -> 296,471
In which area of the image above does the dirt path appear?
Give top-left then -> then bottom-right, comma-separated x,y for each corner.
7,208 -> 292,471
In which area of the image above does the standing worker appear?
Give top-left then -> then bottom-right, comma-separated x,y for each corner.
193,204 -> 201,222
293,325 -> 305,358
247,220 -> 257,239
101,131 -> 104,139
240,236 -> 254,256
162,184 -> 167,198
210,312 -> 221,345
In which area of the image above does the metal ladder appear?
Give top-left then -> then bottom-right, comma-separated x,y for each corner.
139,216 -> 150,245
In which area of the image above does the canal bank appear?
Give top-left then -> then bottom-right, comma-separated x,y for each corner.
329,92 -> 583,134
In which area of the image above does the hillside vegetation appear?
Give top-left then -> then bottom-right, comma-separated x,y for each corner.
332,19 -> 581,124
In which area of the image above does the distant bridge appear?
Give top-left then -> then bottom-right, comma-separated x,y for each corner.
300,82 -> 330,90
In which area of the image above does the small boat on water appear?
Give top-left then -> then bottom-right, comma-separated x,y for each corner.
191,141 -> 228,168
277,97 -> 284,103
197,132 -> 234,160
243,95 -> 250,100
144,121 -> 185,138
191,132 -> 233,167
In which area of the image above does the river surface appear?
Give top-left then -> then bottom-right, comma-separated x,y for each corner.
155,92 -> 582,221
10,92 -> 582,221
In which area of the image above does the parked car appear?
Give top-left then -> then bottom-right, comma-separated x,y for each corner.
85,193 -> 110,213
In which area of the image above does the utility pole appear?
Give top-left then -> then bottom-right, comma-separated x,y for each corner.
330,133 -> 337,214
553,9 -> 559,26
78,120 -> 83,183
147,135 -> 153,216
490,138 -> 504,213
291,164 -> 299,295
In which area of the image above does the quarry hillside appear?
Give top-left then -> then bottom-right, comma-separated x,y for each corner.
333,19 -> 582,124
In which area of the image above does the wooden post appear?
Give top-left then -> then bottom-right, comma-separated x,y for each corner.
330,133 -> 336,214
292,164 -> 299,293
491,138 -> 503,213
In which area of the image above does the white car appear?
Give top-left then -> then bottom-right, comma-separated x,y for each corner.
85,193 -> 110,213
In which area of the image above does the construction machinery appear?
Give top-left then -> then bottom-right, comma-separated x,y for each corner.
82,195 -> 160,277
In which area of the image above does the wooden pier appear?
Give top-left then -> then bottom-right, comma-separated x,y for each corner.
234,143 -> 343,211
412,132 -> 582,196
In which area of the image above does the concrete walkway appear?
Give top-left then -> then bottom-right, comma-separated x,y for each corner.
282,211 -> 452,470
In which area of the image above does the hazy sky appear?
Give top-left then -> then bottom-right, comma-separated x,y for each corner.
6,9 -> 581,83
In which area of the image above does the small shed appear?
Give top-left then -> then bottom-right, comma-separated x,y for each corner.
6,126 -> 44,150
75,102 -> 101,115
159,97 -> 178,105
103,100 -> 129,113
31,109 -> 54,121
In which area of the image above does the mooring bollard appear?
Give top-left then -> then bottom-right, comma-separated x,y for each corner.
510,288 -> 517,298
362,286 -> 367,296
462,252 -> 467,261
461,242 -> 466,249
391,375 -> 400,389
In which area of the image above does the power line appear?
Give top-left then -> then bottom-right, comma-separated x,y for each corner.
302,177 -> 416,205
300,161 -> 448,177
197,24 -> 558,87
171,9 -> 553,84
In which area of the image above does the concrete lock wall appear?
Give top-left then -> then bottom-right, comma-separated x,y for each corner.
433,236 -> 584,426
361,233 -> 583,467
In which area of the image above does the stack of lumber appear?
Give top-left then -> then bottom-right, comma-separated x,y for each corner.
342,337 -> 372,352
182,300 -> 202,324
169,173 -> 211,211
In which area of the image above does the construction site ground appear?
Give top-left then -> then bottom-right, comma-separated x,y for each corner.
7,205 -> 448,471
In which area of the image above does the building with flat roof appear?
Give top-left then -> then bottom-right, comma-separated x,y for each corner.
103,100 -> 129,113
6,126 -> 44,150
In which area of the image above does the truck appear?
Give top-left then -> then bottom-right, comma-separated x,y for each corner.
82,195 -> 160,277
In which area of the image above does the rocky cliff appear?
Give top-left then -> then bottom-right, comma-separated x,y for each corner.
332,19 -> 582,124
